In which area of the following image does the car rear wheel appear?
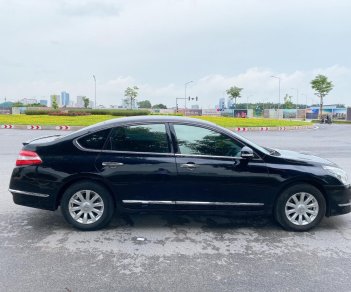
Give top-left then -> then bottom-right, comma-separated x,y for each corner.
61,181 -> 114,231
274,184 -> 326,231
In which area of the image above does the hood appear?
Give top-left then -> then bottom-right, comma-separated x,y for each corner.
273,149 -> 336,166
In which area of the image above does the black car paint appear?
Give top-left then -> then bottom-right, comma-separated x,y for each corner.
9,116 -> 351,217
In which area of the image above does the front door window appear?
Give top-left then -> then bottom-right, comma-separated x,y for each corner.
173,124 -> 243,157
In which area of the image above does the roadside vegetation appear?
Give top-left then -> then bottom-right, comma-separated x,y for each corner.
24,109 -> 150,116
194,116 -> 309,127
0,114 -> 310,127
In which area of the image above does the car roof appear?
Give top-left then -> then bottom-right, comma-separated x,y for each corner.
63,115 -> 218,139
92,115 -> 217,129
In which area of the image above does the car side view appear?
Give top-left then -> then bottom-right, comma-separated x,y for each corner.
9,116 -> 351,231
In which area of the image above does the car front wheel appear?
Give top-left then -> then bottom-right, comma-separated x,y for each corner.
274,184 -> 326,231
61,181 -> 114,231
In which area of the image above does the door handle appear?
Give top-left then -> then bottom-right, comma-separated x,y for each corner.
180,163 -> 198,169
102,162 -> 124,168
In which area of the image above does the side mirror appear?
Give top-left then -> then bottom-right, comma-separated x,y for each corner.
241,146 -> 254,159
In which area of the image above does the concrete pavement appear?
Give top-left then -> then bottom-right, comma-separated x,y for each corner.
1,125 -> 351,291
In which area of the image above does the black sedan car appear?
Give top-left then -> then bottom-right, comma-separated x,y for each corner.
9,116 -> 351,231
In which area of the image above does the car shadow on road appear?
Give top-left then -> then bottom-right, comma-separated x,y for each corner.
9,208 -> 350,235
115,212 -> 277,230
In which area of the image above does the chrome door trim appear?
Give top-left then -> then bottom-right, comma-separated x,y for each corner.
9,189 -> 49,198
175,153 -> 243,160
122,200 -> 176,205
176,201 -> 264,206
102,162 -> 124,167
338,201 -> 351,207
122,200 -> 263,206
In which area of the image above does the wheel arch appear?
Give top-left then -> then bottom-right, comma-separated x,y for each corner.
55,175 -> 117,209
273,178 -> 329,216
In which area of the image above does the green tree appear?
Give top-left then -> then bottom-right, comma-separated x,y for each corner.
226,86 -> 243,117
152,104 -> 167,109
12,102 -> 24,107
124,86 -> 139,109
283,94 -> 294,109
310,75 -> 334,119
137,100 -> 152,108
52,96 -> 59,110
82,97 -> 90,108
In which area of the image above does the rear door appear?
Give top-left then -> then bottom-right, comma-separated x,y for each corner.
171,123 -> 270,210
95,123 -> 178,209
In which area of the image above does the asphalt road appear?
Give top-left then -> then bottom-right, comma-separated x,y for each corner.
1,124 -> 351,292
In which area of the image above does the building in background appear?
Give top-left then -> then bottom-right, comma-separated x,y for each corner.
39,99 -> 48,106
76,96 -> 85,108
20,98 -> 37,105
218,98 -> 225,110
50,95 -> 60,107
191,104 -> 200,109
227,99 -> 234,109
61,91 -> 70,107
88,100 -> 94,108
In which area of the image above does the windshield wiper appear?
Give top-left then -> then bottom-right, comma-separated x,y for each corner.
264,147 -> 280,156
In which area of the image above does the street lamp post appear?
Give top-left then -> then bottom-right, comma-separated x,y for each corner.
291,87 -> 299,111
271,75 -> 281,118
245,94 -> 252,114
301,93 -> 308,120
93,75 -> 97,109
184,81 -> 193,116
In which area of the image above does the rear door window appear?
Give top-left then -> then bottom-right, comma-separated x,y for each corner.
105,124 -> 170,153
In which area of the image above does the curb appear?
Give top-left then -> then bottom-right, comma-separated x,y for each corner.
1,124 -> 314,132
0,125 -> 84,131
228,125 -> 315,132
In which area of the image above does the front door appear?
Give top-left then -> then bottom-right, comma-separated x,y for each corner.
171,124 -> 270,210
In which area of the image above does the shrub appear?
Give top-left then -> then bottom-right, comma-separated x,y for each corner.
67,109 -> 150,116
48,111 -> 91,116
24,109 -> 54,115
111,110 -> 149,116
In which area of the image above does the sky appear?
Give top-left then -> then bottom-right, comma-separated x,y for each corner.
0,0 -> 350,108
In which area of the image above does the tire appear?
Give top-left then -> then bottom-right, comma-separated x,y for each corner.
61,181 -> 114,231
274,184 -> 326,231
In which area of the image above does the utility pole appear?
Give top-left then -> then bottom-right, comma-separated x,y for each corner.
93,75 -> 97,109
184,81 -> 193,116
271,76 -> 281,118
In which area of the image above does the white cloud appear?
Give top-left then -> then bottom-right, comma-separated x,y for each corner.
0,1 -> 350,107
2,65 -> 348,108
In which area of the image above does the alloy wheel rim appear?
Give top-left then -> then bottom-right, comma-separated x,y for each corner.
68,190 -> 104,224
285,192 -> 319,226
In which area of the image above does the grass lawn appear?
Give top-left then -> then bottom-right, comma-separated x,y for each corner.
193,116 -> 310,127
0,115 -> 116,126
0,114 -> 310,127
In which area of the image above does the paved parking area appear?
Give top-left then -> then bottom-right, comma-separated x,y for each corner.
1,124 -> 351,291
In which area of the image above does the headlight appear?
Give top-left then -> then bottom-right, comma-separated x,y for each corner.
323,166 -> 349,185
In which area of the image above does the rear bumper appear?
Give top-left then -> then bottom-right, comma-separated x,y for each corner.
9,188 -> 57,211
9,166 -> 62,211
325,184 -> 351,217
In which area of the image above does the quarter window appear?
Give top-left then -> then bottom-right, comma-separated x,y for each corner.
174,124 -> 243,157
106,124 -> 170,153
77,129 -> 111,150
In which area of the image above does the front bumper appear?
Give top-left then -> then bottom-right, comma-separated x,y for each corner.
325,184 -> 351,217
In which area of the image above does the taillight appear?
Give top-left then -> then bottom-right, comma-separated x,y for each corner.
16,150 -> 42,166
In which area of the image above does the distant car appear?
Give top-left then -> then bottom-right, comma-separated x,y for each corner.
9,116 -> 351,231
